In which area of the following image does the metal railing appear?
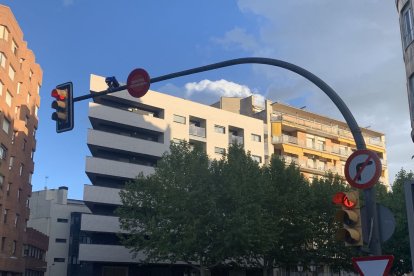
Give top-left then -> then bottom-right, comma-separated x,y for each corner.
272,135 -> 353,157
189,125 -> 206,138
229,135 -> 243,145
271,113 -> 384,147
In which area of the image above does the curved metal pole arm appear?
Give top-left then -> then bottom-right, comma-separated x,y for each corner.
150,57 -> 366,150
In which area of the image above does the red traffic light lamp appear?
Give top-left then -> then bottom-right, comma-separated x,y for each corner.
51,82 -> 73,133
332,190 -> 363,246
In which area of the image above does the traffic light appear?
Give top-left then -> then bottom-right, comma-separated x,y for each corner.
51,82 -> 73,133
332,190 -> 363,246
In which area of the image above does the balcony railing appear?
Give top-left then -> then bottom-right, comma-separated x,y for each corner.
229,135 -> 244,145
271,113 -> 384,147
272,135 -> 352,157
189,125 -> 206,138
277,155 -> 341,175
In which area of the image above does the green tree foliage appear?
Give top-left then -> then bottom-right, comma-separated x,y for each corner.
381,169 -> 413,275
118,141 -> 413,274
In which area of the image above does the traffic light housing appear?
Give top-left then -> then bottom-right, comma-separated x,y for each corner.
51,82 -> 73,133
332,190 -> 363,246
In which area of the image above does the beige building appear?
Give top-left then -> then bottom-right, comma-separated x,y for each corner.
67,75 -> 388,276
0,5 -> 42,276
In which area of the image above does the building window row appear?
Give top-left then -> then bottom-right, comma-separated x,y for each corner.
23,244 -> 45,260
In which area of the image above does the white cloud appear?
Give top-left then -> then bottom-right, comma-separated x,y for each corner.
63,0 -> 74,6
185,79 -> 265,105
211,1 -> 411,184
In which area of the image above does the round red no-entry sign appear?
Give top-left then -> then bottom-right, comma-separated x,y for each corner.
126,68 -> 150,98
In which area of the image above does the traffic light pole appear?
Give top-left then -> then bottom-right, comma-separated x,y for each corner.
72,57 -> 381,255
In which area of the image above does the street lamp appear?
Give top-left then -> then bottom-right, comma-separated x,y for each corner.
309,260 -> 317,276
297,262 -> 304,275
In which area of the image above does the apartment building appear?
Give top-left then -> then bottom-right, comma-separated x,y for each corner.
28,187 -> 90,276
396,0 -> 414,141
68,74 -> 388,276
24,228 -> 48,276
0,5 -> 42,275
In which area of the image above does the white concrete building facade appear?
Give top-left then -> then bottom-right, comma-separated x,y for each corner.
28,187 -> 90,276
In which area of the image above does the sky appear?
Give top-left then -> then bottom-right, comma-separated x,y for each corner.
2,0 -> 412,199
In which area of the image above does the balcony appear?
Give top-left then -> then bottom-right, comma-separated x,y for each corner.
78,244 -> 145,263
271,113 -> 385,147
272,134 -> 353,157
277,155 -> 340,175
86,156 -> 155,179
80,213 -> 126,233
189,124 -> 206,138
83,185 -> 121,205
229,135 -> 243,145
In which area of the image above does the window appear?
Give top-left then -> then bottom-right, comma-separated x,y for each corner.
0,145 -> 7,160
31,150 -> 35,160
251,134 -> 261,142
214,147 -> 225,155
3,209 -> 8,223
1,237 -> 5,252
0,81 -> 3,95
26,93 -> 30,104
11,40 -> 18,55
22,139 -> 26,151
17,189 -> 21,201
55,238 -> 67,243
0,175 -> 4,188
11,240 -> 16,255
57,218 -> 68,223
2,118 -> 10,134
173,114 -> 186,124
6,183 -> 11,196
251,155 -> 262,163
0,52 -> 6,68
8,65 -> 15,80
37,84 -> 41,95
402,4 -> 414,48
28,172 -> 32,184
214,125 -> 225,134
29,70 -> 33,81
0,25 -> 9,41
17,82 -> 22,94
9,156 -> 14,170
35,106 -> 39,117
14,214 -> 19,227
19,163 -> 23,176
6,90 -> 12,107
24,116 -> 28,127
54,258 -> 65,262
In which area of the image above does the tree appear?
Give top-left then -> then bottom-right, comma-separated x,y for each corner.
381,169 -> 413,275
117,142 -> 265,275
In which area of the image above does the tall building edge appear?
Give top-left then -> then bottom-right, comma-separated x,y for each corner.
396,0 -> 414,141
0,5 -> 42,275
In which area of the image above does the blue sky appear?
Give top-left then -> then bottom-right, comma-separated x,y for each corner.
2,1 -> 411,199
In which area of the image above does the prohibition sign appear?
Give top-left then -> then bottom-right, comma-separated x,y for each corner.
126,68 -> 150,98
344,149 -> 381,189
